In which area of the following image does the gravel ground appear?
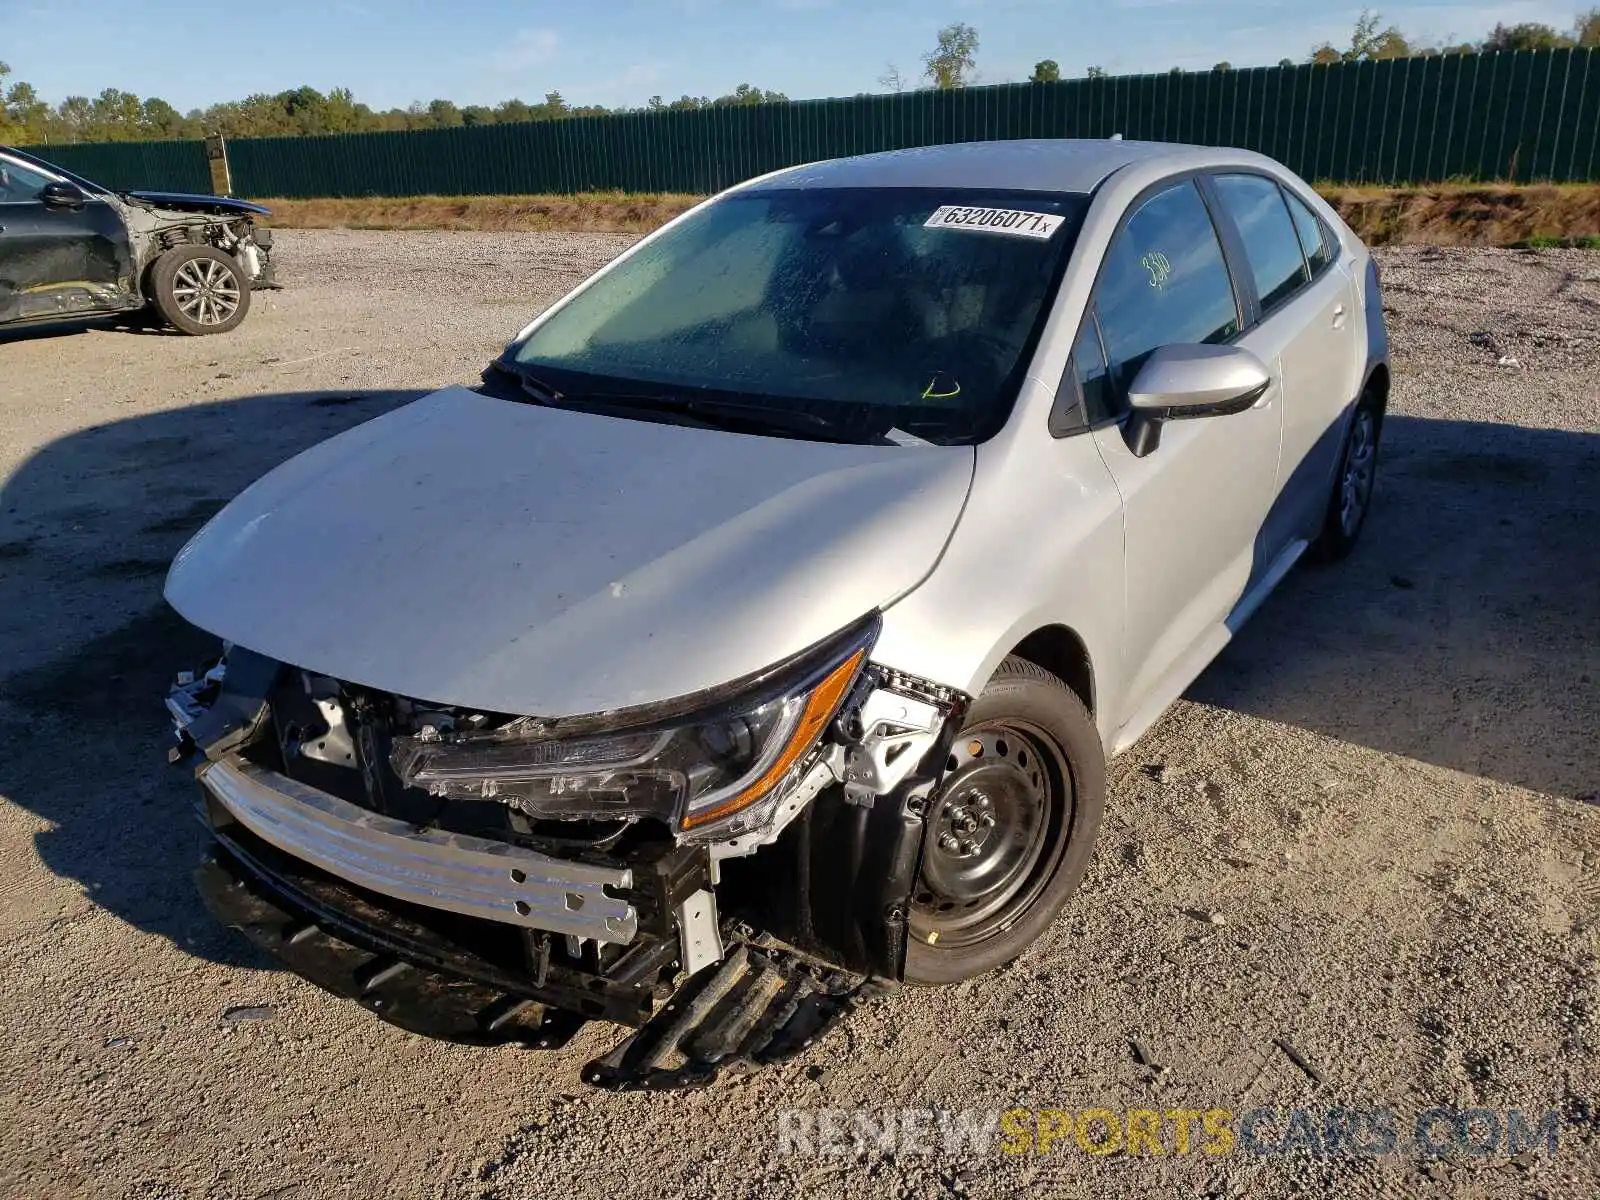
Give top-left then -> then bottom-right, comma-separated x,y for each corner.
0,233 -> 1596,1200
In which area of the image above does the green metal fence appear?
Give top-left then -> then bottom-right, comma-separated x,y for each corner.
36,137 -> 213,193
24,48 -> 1600,199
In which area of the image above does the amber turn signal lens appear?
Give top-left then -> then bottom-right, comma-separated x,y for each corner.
679,648 -> 865,830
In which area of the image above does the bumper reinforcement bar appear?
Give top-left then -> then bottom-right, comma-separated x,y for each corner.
197,757 -> 638,943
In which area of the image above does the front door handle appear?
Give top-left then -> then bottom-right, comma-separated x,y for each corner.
1331,303 -> 1347,330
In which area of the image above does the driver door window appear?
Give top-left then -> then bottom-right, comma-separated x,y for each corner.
1092,180 -> 1240,413
0,158 -> 53,204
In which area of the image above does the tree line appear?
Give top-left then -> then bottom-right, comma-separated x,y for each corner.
0,72 -> 790,147
1053,8 -> 1600,83
3,9 -> 1598,148
1308,7 -> 1600,63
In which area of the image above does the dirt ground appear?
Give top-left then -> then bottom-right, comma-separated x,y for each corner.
0,233 -> 1596,1200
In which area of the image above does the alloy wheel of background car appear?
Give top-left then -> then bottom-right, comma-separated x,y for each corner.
173,259 -> 240,327
905,657 -> 1105,985
151,245 -> 251,336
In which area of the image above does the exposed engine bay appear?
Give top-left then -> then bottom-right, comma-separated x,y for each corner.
121,193 -> 277,293
169,623 -> 969,1089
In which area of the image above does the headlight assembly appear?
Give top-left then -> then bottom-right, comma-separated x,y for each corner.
389,616 -> 878,841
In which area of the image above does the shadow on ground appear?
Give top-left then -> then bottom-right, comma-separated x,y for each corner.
1190,413 -> 1599,800
0,388 -> 424,966
0,399 -> 1594,969
0,311 -> 178,345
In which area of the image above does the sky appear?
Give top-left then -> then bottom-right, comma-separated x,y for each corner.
0,0 -> 1585,113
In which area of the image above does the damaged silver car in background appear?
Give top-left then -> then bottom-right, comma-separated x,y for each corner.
0,145 -> 275,334
164,138 -> 1389,1090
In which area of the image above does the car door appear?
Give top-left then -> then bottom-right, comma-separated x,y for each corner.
0,153 -> 131,324
1076,178 -> 1284,744
1209,172 -> 1364,553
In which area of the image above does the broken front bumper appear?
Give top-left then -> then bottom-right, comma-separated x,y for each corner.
197,757 -> 637,944
196,837 -> 882,1087
192,760 -> 892,1082
196,844 -> 592,1046
172,645 -> 967,1084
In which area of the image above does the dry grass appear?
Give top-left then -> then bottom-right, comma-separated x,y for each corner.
259,192 -> 702,234
260,184 -> 1600,246
1320,183 -> 1600,246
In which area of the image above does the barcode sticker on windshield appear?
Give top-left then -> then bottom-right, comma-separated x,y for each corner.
924,206 -> 1065,240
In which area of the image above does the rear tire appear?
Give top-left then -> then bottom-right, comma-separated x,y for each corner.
1312,388 -> 1382,561
150,245 -> 250,335
904,657 -> 1105,985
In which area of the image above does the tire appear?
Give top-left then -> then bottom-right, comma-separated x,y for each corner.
150,245 -> 250,335
904,657 -> 1105,985
1312,388 -> 1383,561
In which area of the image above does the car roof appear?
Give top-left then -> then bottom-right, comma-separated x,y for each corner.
748,138 -> 1199,195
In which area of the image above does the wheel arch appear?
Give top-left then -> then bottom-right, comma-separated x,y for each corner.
1359,360 -> 1390,441
1364,360 -> 1390,405
1004,624 -> 1095,718
1359,251 -> 1391,429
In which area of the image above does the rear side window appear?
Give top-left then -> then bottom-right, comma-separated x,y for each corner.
1093,180 -> 1240,406
1212,174 -> 1309,313
1283,188 -> 1334,276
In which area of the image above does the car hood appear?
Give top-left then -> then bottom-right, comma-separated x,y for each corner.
126,190 -> 270,216
166,387 -> 974,716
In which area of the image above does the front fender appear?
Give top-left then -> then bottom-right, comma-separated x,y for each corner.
871,422 -> 1126,753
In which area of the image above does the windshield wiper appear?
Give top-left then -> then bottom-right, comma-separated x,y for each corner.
482,362 -> 883,443
560,392 -> 877,443
481,359 -> 565,405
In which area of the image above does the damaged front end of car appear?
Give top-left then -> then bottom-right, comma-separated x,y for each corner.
120,193 -> 277,292
169,613 -> 967,1089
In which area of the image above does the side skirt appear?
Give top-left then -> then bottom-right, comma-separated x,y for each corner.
1110,537 -> 1307,756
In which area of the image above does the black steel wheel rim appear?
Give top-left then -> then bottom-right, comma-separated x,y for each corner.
909,720 -> 1074,950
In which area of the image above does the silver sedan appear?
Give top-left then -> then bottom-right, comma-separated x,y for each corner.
166,138 -> 1389,1078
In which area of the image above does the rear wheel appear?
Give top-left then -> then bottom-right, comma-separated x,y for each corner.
1313,389 -> 1382,560
904,658 -> 1104,984
151,245 -> 250,335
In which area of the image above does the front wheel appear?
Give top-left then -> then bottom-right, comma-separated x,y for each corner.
150,245 -> 251,335
904,657 -> 1105,985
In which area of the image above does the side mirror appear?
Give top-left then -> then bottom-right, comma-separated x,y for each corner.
1123,344 -> 1271,458
40,181 -> 87,210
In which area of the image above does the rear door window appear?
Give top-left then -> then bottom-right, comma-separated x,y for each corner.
1283,188 -> 1334,276
1093,180 -> 1241,409
1211,173 -> 1309,314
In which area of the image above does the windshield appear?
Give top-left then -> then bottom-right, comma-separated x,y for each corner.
507,187 -> 1087,445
